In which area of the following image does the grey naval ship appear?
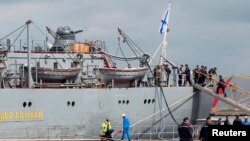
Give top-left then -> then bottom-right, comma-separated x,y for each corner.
0,20 -> 212,139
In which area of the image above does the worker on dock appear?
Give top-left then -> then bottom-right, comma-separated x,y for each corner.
242,116 -> 250,125
199,116 -> 211,141
233,115 -> 243,125
100,119 -> 114,141
224,116 -> 230,125
178,117 -> 193,141
217,118 -> 222,125
121,114 -> 131,141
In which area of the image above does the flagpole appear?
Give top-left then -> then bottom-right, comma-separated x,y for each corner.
160,2 -> 171,65
152,1 -> 172,65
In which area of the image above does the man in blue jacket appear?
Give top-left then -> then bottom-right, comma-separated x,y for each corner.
242,116 -> 250,125
121,114 -> 131,141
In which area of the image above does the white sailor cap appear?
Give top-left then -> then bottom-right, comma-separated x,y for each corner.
122,114 -> 126,117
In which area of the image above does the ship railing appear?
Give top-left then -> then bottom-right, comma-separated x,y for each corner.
146,73 -> 194,88
0,124 -> 200,140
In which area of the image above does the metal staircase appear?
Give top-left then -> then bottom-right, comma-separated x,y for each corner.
193,84 -> 250,114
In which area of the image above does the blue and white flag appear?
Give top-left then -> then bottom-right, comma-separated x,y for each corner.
159,6 -> 170,34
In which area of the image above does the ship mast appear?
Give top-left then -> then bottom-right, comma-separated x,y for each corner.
149,1 -> 172,65
160,2 -> 171,65
26,20 -> 32,88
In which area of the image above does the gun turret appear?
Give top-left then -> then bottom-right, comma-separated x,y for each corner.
71,30 -> 83,34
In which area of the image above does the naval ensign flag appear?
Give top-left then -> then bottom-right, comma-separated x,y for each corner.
159,6 -> 171,34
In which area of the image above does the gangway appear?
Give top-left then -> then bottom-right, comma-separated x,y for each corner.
193,84 -> 250,114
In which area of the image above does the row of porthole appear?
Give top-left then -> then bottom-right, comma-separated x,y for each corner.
144,99 -> 155,104
118,100 -> 129,105
118,99 -> 155,105
67,101 -> 76,107
23,101 -> 76,108
23,102 -> 32,108
23,99 -> 154,107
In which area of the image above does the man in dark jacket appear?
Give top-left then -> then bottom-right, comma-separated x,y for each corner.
178,117 -> 193,141
216,75 -> 227,97
193,65 -> 200,84
164,64 -> 171,86
184,64 -> 192,86
224,116 -> 230,125
199,116 -> 212,141
233,115 -> 243,125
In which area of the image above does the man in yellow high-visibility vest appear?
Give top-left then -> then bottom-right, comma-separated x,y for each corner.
101,119 -> 114,141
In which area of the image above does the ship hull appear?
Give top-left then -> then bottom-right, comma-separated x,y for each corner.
0,87 -> 212,139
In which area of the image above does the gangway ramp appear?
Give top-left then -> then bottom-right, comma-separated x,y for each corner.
193,84 -> 250,114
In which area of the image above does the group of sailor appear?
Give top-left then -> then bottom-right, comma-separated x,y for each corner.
153,63 -> 220,87
178,116 -> 250,141
192,65 -> 218,86
153,63 -> 172,87
232,115 -> 250,125
192,65 -> 229,96
153,63 -> 222,88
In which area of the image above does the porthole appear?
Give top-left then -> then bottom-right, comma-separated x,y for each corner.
23,102 -> 27,108
28,102 -> 32,107
152,99 -> 155,104
122,100 -> 125,104
72,101 -> 75,107
118,100 -> 121,104
148,99 -> 151,104
126,100 -> 129,104
67,101 -> 70,106
144,99 -> 147,104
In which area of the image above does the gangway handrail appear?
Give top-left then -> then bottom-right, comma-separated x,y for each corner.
196,71 -> 250,97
